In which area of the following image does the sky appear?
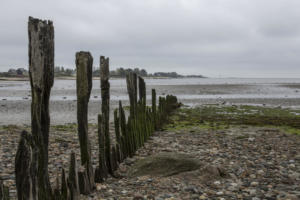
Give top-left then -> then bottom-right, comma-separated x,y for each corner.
1,0 -> 300,78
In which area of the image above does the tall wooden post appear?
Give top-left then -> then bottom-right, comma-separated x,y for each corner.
126,72 -> 137,116
16,16 -> 55,199
76,51 -> 93,166
95,114 -> 108,182
100,56 -> 112,174
152,89 -> 157,130
76,51 -> 95,194
138,76 -> 146,105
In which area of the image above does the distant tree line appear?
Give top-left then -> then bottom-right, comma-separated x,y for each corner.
0,66 -> 205,78
0,68 -> 28,77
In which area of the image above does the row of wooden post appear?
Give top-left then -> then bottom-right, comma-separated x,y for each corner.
0,17 -> 180,200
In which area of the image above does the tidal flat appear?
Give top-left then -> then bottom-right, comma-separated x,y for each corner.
1,78 -> 300,125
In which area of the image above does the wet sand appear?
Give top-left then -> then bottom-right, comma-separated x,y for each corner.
0,78 -> 300,125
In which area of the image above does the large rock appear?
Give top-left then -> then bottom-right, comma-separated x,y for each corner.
128,152 -> 203,177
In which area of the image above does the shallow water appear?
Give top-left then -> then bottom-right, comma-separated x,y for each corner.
0,78 -> 300,124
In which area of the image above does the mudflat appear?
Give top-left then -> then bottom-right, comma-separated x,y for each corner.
1,78 -> 300,125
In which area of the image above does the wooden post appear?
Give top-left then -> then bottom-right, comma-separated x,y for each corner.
61,168 -> 69,199
100,56 -> 112,175
68,152 -> 80,200
53,176 -> 61,200
138,76 -> 146,105
114,109 -> 121,163
126,72 -> 137,116
152,89 -> 157,130
119,101 -> 128,158
76,51 -> 93,167
0,180 -> 9,200
15,131 -> 35,199
15,16 -> 55,199
95,114 -> 108,182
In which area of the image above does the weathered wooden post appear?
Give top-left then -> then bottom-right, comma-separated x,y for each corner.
15,16 -> 55,199
95,114 -> 108,182
152,89 -> 157,130
0,180 -> 9,200
138,76 -> 146,105
126,72 -> 138,116
114,109 -> 121,163
76,51 -> 93,167
100,56 -> 113,174
119,101 -> 128,159
68,152 -> 80,200
61,169 -> 69,199
75,51 -> 95,193
15,131 -> 35,200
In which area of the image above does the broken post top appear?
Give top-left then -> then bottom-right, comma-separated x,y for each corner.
28,16 -> 54,91
76,51 -> 93,100
100,56 -> 109,81
28,16 -> 53,28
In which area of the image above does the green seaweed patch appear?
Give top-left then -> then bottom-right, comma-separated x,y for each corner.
280,126 -> 300,135
123,106 -> 130,111
52,123 -> 77,132
165,105 -> 300,134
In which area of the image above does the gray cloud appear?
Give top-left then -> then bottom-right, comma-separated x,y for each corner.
0,0 -> 300,77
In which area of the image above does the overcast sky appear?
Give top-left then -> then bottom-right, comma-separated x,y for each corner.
1,0 -> 300,78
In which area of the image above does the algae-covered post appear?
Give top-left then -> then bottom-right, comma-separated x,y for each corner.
76,51 -> 93,166
15,16 -> 54,199
100,56 -> 113,174
119,101 -> 128,159
114,109 -> 121,163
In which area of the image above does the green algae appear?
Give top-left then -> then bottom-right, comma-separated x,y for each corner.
164,105 -> 300,135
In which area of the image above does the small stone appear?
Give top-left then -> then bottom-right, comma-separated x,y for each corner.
251,182 -> 259,187
257,170 -> 264,175
289,164 -> 295,168
250,174 -> 256,179
214,181 -> 221,185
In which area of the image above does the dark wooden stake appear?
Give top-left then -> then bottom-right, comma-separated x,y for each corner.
76,51 -> 93,167
152,89 -> 157,130
100,56 -> 112,175
126,72 -> 137,116
15,16 -> 55,199
68,152 -> 80,200
0,180 -> 9,200
95,114 -> 108,182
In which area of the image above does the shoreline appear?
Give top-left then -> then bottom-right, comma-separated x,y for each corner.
0,76 -> 207,81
